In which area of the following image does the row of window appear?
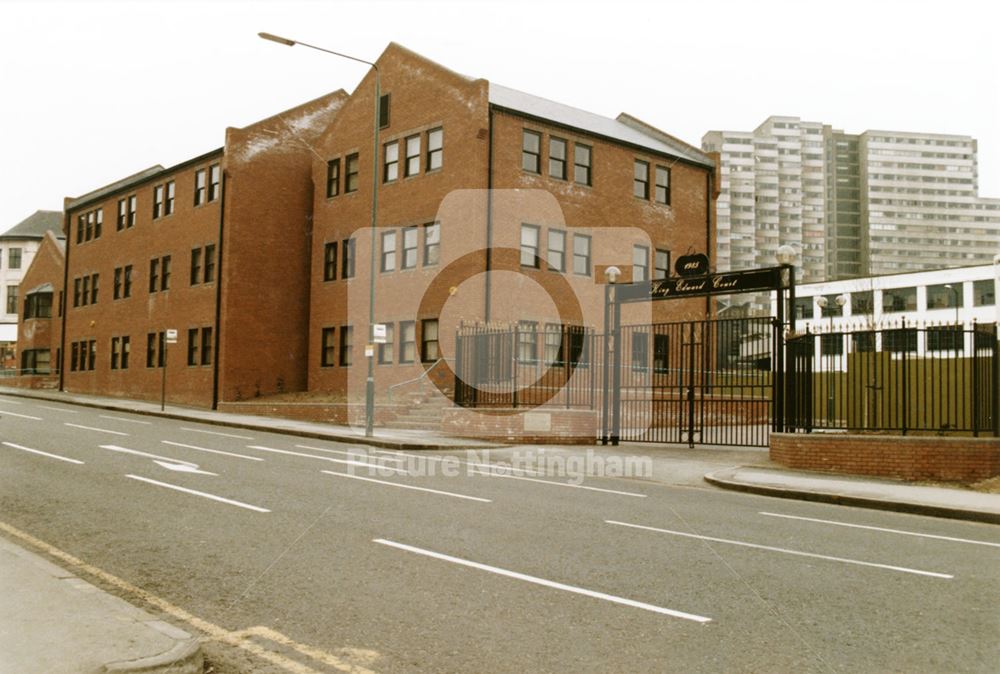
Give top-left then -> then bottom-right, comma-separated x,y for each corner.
70,247 -> 217,307
521,129 -> 673,206
319,319 -> 440,367
817,327 -> 992,356
518,224 -> 670,281
75,163 -> 220,244
325,128 -> 443,198
379,224 -> 439,272
795,280 -> 996,319
68,329 -> 214,372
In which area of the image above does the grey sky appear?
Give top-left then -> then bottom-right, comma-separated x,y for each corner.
1,0 -> 997,230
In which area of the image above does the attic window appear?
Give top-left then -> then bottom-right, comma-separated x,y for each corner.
379,93 -> 390,128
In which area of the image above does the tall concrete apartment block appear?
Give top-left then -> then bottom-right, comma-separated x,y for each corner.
703,117 -> 1000,293
17,43 -> 716,408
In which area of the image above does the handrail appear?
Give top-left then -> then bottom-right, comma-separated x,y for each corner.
387,358 -> 449,404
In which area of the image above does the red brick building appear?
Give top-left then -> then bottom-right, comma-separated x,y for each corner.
18,43 -> 716,411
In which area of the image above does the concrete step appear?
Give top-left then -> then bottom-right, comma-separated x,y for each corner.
383,420 -> 442,431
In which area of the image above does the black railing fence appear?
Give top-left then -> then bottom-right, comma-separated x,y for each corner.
786,320 -> 998,436
454,323 -> 601,409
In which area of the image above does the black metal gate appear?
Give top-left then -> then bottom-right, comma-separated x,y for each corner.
609,317 -> 777,447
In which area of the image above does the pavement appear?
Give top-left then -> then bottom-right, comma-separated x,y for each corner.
1,384 -> 998,673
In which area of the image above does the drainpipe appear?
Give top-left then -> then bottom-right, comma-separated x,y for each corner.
58,210 -> 71,391
485,105 -> 495,322
210,171 -> 227,409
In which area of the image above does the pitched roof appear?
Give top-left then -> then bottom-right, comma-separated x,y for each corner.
488,83 -> 713,168
0,210 -> 63,240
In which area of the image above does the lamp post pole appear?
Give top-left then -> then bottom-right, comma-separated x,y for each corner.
259,33 -> 380,437
944,283 -> 960,327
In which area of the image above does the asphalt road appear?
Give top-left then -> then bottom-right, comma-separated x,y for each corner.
2,393 -> 999,673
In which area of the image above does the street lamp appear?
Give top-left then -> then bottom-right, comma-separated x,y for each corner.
943,283 -> 960,327
260,32 -> 381,437
602,266 -> 622,445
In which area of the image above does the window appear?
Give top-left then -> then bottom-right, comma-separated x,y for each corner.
146,332 -> 162,368
326,159 -> 340,197
203,245 -> 215,283
883,287 -> 916,312
149,256 -> 170,293
547,229 -> 566,272
384,141 -> 399,183
345,154 -> 360,193
631,331 -> 649,370
76,215 -> 84,243
127,195 -> 137,226
321,327 -> 336,367
634,160 -> 650,199
654,249 -> 670,280
399,321 -> 415,363
85,211 -> 94,240
653,333 -> 669,373
165,181 -> 175,215
190,248 -> 202,285
339,325 -> 353,366
518,321 -> 538,361
342,238 -> 356,278
117,199 -> 128,230
853,331 -> 875,353
883,328 -> 917,352
426,128 -> 443,171
201,327 -> 213,365
208,164 -> 221,201
90,274 -> 99,304
378,323 -> 395,364
120,336 -> 131,369
421,319 -> 439,362
574,143 -> 591,185
81,276 -> 90,306
187,328 -> 199,366
795,297 -> 814,320
927,325 -> 963,352
851,291 -> 874,315
573,234 -> 591,276
974,279 -> 995,306
114,268 -> 123,299
402,226 -> 418,269
194,169 -> 207,206
544,324 -> 563,365
6,285 -> 18,314
22,349 -> 51,375
549,137 -> 567,179
380,231 -> 396,272
323,242 -> 338,281
819,294 -> 845,318
405,135 -> 420,177
522,130 -> 541,173
8,248 -> 22,269
820,333 -> 843,355
927,283 -> 963,310
633,245 -> 649,282
520,224 -> 540,268
423,222 -> 440,266
655,166 -> 671,205
567,326 -> 589,367
379,93 -> 390,128
153,185 -> 164,219
73,278 -> 81,308
94,209 -> 103,238
23,292 -> 52,319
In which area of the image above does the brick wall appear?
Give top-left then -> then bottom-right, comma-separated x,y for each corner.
216,401 -> 404,426
442,407 -> 597,444
770,432 -> 1000,482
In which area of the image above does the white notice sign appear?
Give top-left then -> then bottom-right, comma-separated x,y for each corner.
373,324 -> 387,344
165,329 -> 178,344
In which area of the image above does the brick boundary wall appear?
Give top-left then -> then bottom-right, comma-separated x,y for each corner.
442,408 -> 597,444
6,375 -> 59,390
770,432 -> 1000,482
216,402 -> 405,427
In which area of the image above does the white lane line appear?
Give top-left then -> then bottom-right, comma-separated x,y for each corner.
248,445 -> 405,472
759,511 -> 1000,549
100,415 -> 153,425
467,468 -> 647,498
373,449 -> 544,476
65,423 -> 128,436
295,444 -> 405,464
374,538 -> 711,623
162,441 -> 264,462
605,520 -> 953,579
322,471 -> 491,502
181,427 -> 254,440
125,475 -> 270,513
0,398 -> 23,404
100,444 -> 197,467
38,405 -> 78,414
2,441 -> 84,465
0,409 -> 43,420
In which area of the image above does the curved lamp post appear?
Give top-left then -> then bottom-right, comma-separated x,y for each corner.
259,32 -> 380,437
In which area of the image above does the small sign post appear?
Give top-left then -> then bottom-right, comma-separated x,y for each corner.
162,329 -> 177,411
373,323 -> 387,344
